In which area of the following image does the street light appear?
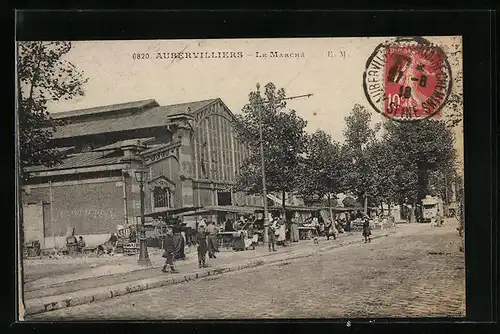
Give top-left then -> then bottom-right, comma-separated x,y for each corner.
134,167 -> 151,266
256,83 -> 270,244
246,84 -> 313,244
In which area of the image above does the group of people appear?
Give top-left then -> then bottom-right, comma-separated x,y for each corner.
65,235 -> 87,254
161,218 -> 219,273
161,210 -> 374,273
267,215 -> 287,252
309,210 -> 373,244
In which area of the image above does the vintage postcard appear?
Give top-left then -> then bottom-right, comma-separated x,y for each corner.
16,36 -> 464,320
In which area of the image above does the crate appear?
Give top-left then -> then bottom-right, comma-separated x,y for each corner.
124,242 -> 139,256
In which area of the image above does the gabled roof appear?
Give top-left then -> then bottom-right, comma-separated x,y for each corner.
92,137 -> 155,152
26,150 -> 123,172
50,99 -> 159,120
51,98 -> 218,139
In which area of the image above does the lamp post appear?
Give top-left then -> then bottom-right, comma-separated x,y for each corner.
248,85 -> 313,245
256,83 -> 270,244
134,167 -> 151,266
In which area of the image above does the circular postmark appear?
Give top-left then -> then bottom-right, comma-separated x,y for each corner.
363,37 -> 452,121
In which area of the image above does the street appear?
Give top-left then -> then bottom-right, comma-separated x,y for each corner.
28,220 -> 465,320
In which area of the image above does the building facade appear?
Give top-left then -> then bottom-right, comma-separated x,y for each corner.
23,98 -> 263,248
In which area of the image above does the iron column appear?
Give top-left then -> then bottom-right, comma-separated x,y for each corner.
257,84 -> 269,244
135,168 -> 151,266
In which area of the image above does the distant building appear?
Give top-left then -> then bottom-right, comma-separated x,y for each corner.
22,98 -> 263,248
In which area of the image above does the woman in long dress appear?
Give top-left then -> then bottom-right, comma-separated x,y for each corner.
172,226 -> 186,260
276,219 -> 286,246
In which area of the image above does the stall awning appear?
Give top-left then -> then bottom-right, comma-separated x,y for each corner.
253,205 -> 330,212
183,205 -> 258,216
143,206 -> 202,218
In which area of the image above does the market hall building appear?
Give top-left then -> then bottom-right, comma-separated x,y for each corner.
22,98 -> 265,249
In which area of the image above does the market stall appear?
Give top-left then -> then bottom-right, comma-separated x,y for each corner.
183,205 -> 261,250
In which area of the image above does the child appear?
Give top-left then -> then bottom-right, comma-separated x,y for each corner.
268,218 -> 277,252
162,227 -> 179,273
362,218 -> 372,243
196,225 -> 209,268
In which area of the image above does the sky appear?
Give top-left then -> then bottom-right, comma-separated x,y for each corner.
47,36 -> 462,144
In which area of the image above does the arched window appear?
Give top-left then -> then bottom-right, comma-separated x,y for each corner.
153,186 -> 172,209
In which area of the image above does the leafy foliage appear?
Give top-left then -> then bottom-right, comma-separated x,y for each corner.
338,103 -> 456,209
342,196 -> 358,208
339,104 -> 378,200
234,83 -> 308,209
299,130 -> 342,203
17,41 -> 87,180
383,119 -> 456,202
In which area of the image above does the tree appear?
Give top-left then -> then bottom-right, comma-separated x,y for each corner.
234,83 -> 308,213
342,196 -> 358,208
363,139 -> 398,213
17,41 -> 87,181
300,130 -> 342,211
340,104 -> 379,205
384,119 -> 456,202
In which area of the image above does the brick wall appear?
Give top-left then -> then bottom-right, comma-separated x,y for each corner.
28,179 -> 125,237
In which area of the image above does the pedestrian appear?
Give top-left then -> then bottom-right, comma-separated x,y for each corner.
312,216 -> 320,236
198,217 -> 207,230
224,219 -> 233,232
246,221 -> 258,249
206,221 -> 219,259
162,227 -> 179,273
77,236 -> 86,252
172,225 -> 186,260
276,217 -> 286,246
290,217 -> 300,242
180,223 -> 187,244
325,219 -> 336,240
268,218 -> 277,252
319,221 -> 325,236
196,225 -> 209,268
362,217 -> 372,243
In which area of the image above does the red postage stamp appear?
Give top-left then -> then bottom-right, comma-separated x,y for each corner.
363,37 -> 452,121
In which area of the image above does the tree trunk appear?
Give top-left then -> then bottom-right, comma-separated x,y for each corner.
399,200 -> 405,220
363,195 -> 368,215
281,190 -> 286,217
328,194 -> 334,221
380,201 -> 384,215
417,166 -> 430,201
410,200 -> 417,223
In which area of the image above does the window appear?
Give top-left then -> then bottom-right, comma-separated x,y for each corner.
153,187 -> 171,208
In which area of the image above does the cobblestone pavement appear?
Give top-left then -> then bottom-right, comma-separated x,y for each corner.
24,229 -> 378,298
28,220 -> 465,320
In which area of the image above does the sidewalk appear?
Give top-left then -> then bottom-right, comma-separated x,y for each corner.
23,225 -> 419,317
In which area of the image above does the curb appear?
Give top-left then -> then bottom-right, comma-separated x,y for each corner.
25,229 -> 397,316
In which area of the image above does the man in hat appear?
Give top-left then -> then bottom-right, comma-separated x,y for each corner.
268,217 -> 277,252
196,224 -> 209,268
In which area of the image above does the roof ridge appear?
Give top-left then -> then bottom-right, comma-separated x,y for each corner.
50,99 -> 159,119
158,98 -> 218,108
